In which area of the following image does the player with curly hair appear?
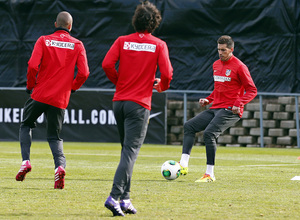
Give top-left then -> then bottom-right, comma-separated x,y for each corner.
102,1 -> 173,216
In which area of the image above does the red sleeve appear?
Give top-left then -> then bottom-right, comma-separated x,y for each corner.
102,38 -> 120,85
206,65 -> 215,103
157,42 -> 173,91
27,37 -> 44,90
72,42 -> 90,91
234,65 -> 257,107
206,90 -> 215,103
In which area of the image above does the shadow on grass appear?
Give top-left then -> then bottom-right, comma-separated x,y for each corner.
4,177 -> 112,181
2,186 -> 45,190
4,177 -> 185,183
0,213 -> 34,217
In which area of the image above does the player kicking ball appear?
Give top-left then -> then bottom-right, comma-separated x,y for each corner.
179,35 -> 257,182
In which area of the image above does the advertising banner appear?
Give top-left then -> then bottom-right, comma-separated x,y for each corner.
0,89 -> 167,144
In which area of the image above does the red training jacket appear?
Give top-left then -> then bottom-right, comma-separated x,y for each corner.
102,32 -> 173,110
27,29 -> 90,109
206,55 -> 257,117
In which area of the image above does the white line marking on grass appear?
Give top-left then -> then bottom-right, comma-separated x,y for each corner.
291,176 -> 300,180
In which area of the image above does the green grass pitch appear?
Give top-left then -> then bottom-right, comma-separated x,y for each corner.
0,142 -> 299,219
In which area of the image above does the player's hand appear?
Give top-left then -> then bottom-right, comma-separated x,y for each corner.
153,78 -> 162,93
199,98 -> 209,107
25,88 -> 32,94
232,106 -> 240,115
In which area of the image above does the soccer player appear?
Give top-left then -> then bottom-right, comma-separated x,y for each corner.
15,11 -> 90,189
179,35 -> 257,182
102,1 -> 173,216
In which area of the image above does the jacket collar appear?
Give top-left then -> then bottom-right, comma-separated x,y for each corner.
54,27 -> 70,34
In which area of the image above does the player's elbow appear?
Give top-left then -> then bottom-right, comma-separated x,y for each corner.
102,59 -> 113,71
27,62 -> 39,73
246,84 -> 257,96
101,61 -> 107,70
251,86 -> 258,96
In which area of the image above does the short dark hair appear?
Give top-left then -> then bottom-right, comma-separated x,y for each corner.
132,1 -> 162,33
217,35 -> 234,49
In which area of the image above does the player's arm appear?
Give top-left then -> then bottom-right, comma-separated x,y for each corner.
27,37 -> 43,91
234,65 -> 257,108
202,90 -> 214,106
155,42 -> 173,92
201,64 -> 215,106
102,38 -> 120,85
72,42 -> 90,91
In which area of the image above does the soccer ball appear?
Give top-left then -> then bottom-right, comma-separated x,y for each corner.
161,160 -> 181,180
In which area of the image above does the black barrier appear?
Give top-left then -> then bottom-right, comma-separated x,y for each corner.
0,89 -> 167,144
0,0 -> 299,92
